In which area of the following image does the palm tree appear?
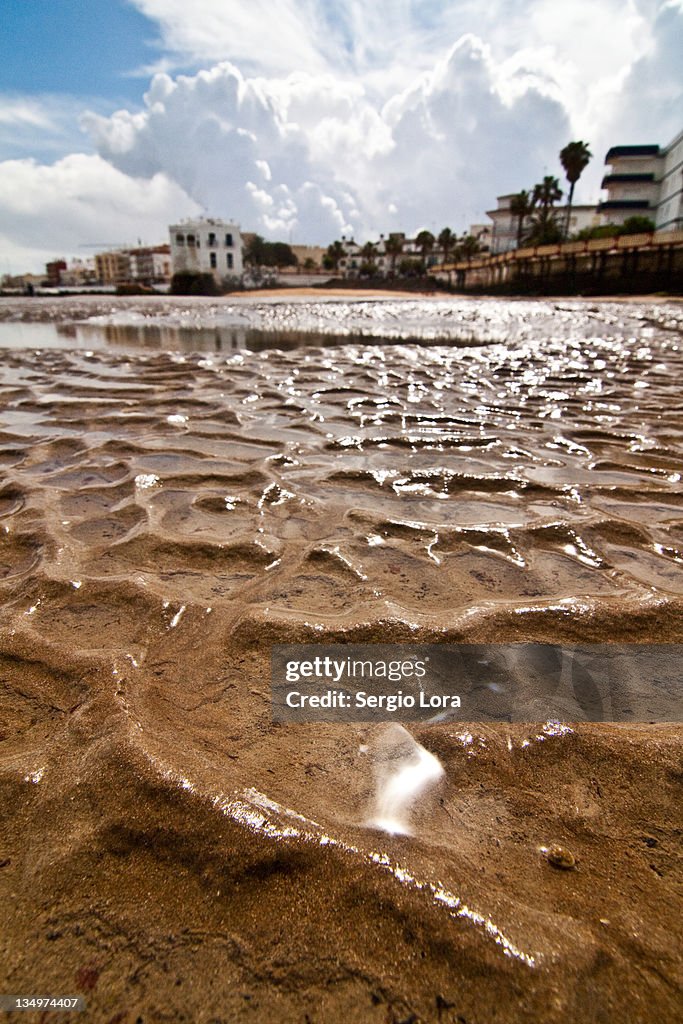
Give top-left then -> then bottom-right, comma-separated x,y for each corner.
560,140 -> 592,240
359,241 -> 379,278
459,233 -> 481,263
384,234 -> 403,276
360,241 -> 378,261
438,227 -> 456,264
415,229 -> 435,270
529,176 -> 563,245
533,175 -> 563,214
324,239 -> 345,271
509,190 -> 535,248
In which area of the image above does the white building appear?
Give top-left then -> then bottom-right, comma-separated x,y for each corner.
600,145 -> 662,226
128,246 -> 169,284
599,128 -> 683,231
169,218 -> 243,283
337,233 -> 432,277
657,130 -> 683,231
467,224 -> 492,251
486,195 -> 601,253
151,247 -> 172,282
338,235 -> 390,276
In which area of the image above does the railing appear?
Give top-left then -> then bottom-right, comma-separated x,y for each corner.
430,229 -> 683,274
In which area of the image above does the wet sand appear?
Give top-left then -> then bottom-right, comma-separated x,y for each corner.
0,295 -> 681,1023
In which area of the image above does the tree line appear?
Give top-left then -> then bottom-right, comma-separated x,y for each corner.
323,228 -> 487,277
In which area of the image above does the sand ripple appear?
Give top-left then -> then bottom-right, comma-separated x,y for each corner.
1,297 -> 681,1021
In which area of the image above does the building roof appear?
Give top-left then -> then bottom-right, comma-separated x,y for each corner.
169,217 -> 240,229
605,145 -> 660,161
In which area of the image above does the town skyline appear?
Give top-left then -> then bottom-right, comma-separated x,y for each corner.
1,0 -> 682,274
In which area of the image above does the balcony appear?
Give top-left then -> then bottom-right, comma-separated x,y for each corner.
601,173 -> 656,186
598,199 -> 651,211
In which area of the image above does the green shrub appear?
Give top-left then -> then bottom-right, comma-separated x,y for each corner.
619,216 -> 656,236
170,271 -> 219,296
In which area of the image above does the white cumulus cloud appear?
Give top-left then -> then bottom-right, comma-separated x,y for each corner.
0,0 -> 680,272
80,40 -> 570,243
0,153 -> 198,271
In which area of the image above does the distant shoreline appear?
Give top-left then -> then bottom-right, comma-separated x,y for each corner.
240,286 -> 683,303
1,289 -> 681,315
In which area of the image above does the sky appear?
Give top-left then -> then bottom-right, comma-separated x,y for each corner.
0,0 -> 681,273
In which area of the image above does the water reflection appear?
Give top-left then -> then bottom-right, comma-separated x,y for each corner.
0,320 -> 488,354
84,322 -> 251,353
1,297 -> 681,356
0,321 -> 83,350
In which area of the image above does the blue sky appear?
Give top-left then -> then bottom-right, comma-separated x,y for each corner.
0,1 -> 157,106
0,0 -> 681,272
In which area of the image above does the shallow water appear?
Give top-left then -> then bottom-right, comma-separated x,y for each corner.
0,295 -> 681,1022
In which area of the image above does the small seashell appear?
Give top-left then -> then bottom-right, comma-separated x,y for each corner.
546,845 -> 576,870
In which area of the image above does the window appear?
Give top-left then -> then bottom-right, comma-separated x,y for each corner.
187,234 -> 196,246
226,253 -> 233,269
175,233 -> 185,245
225,233 -> 233,247
210,252 -> 217,268
208,232 -> 216,246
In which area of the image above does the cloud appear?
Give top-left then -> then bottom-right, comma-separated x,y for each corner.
80,38 -> 569,244
601,0 -> 683,140
552,0 -> 683,200
0,99 -> 55,130
1,0 -> 681,271
130,0 -> 334,76
81,62 -> 373,241
375,38 -> 570,228
0,153 -> 198,270
128,0 -> 654,85
0,94 -> 106,164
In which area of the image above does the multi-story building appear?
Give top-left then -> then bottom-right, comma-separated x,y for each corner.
337,233 -> 430,277
128,248 -> 154,283
151,246 -> 172,282
599,145 -> 662,225
60,258 -> 98,287
45,259 -> 67,286
169,218 -> 243,283
94,245 -> 171,287
657,130 -> 683,231
128,245 -> 170,284
486,196 -> 601,253
95,250 -> 131,286
599,128 -> 683,231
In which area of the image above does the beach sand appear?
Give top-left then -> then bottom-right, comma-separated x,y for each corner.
0,295 -> 681,1022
